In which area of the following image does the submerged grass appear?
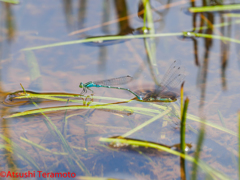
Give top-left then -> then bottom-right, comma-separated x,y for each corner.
11,85 -> 92,175
121,107 -> 172,137
5,91 -> 237,137
191,119 -> 206,180
218,109 -> 226,127
239,112 -> 240,178
20,137 -> 68,155
99,137 -> 230,179
30,101 -> 91,176
0,134 -> 41,171
4,86 -> 237,179
1,83 -> 237,179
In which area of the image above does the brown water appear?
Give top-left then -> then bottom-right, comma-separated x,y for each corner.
0,0 -> 240,179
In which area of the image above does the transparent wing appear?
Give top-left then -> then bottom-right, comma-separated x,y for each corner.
93,75 -> 133,86
158,60 -> 185,92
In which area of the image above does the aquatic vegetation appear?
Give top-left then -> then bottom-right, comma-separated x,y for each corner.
103,136 -> 193,153
83,27 -> 150,46
1,0 -> 240,179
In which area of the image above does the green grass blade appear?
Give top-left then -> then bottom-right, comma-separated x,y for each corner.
183,32 -> 240,44
189,4 -> 240,13
21,33 -> 182,51
7,89 -> 237,137
5,103 -> 162,118
180,98 -> 189,154
192,20 -> 240,31
191,120 -> 206,180
9,90 -> 168,111
186,114 -> 237,136
0,0 -> 19,4
121,107 -> 172,137
0,134 -> 41,171
238,111 -> 240,179
180,82 -> 184,117
223,14 -> 240,18
20,137 -> 68,155
30,101 -> 91,175
142,0 -> 158,75
24,50 -> 42,90
62,100 -> 69,137
217,110 -> 226,127
21,31 -> 240,52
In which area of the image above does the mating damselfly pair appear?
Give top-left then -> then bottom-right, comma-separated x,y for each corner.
79,60 -> 185,102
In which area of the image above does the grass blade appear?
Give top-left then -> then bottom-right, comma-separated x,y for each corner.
189,4 -> 240,13
21,33 -> 182,51
0,134 -> 41,171
20,137 -> 68,155
183,32 -> 240,44
217,110 -> 226,127
31,101 -> 91,175
0,0 -> 19,4
121,107 -> 172,137
238,111 -> 240,179
180,98 -> 189,154
191,120 -> 205,180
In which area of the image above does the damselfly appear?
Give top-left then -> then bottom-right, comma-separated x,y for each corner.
79,75 -> 143,100
134,60 -> 185,102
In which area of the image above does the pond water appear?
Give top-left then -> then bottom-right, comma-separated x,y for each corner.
0,0 -> 240,179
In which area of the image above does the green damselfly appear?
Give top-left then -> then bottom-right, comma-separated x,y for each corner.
79,75 -> 143,100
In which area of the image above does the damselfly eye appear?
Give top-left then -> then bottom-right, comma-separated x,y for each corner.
79,82 -> 83,88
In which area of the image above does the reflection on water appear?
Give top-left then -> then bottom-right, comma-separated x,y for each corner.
138,0 -> 170,22
83,27 -> 150,46
1,3 -> 16,41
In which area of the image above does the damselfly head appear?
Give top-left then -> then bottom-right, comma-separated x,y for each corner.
79,82 -> 83,88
